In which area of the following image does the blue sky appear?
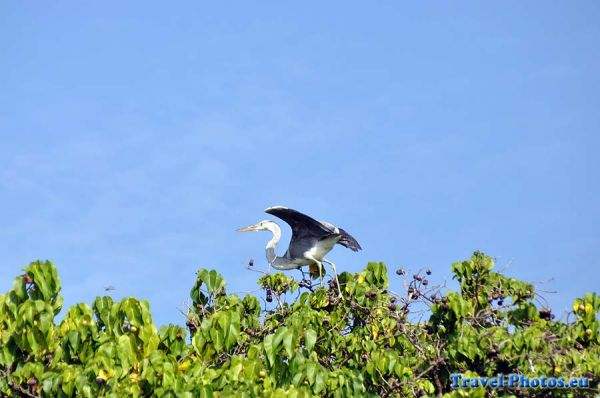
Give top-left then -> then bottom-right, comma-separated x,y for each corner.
1,2 -> 598,327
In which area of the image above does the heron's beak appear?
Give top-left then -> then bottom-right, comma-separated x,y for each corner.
237,225 -> 259,232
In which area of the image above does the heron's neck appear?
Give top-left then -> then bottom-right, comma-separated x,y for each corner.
265,223 -> 281,265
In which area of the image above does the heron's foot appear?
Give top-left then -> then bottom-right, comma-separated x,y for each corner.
322,258 -> 344,300
326,279 -> 344,299
336,283 -> 345,300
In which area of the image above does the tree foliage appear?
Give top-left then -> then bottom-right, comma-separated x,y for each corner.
0,252 -> 598,397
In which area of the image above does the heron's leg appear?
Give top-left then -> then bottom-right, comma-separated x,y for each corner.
305,256 -> 325,287
322,258 -> 343,299
315,260 -> 324,287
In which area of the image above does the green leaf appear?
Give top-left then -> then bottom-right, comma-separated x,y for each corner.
283,328 -> 294,358
305,329 -> 317,352
67,330 -> 80,353
305,362 -> 317,384
264,334 -> 275,365
225,311 -> 241,350
209,325 -> 224,352
314,371 -> 326,394
273,326 -> 288,352
118,335 -> 135,368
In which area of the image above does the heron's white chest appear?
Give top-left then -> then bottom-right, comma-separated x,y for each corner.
303,236 -> 339,261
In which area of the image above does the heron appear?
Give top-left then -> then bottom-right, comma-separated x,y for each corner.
237,206 -> 362,297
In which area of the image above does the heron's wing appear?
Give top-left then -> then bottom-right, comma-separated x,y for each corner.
319,221 -> 362,251
265,206 -> 362,257
265,206 -> 331,240
336,227 -> 362,251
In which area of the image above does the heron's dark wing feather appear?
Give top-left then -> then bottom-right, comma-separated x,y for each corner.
265,206 -> 331,239
336,227 -> 362,251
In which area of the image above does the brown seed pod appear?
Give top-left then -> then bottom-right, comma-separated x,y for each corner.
539,307 -> 553,320
266,288 -> 273,303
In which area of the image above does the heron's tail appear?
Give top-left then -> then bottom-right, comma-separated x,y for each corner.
337,228 -> 362,252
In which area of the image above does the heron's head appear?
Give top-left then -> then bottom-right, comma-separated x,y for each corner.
236,220 -> 275,232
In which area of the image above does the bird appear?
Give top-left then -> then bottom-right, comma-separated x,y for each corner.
237,206 -> 362,296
